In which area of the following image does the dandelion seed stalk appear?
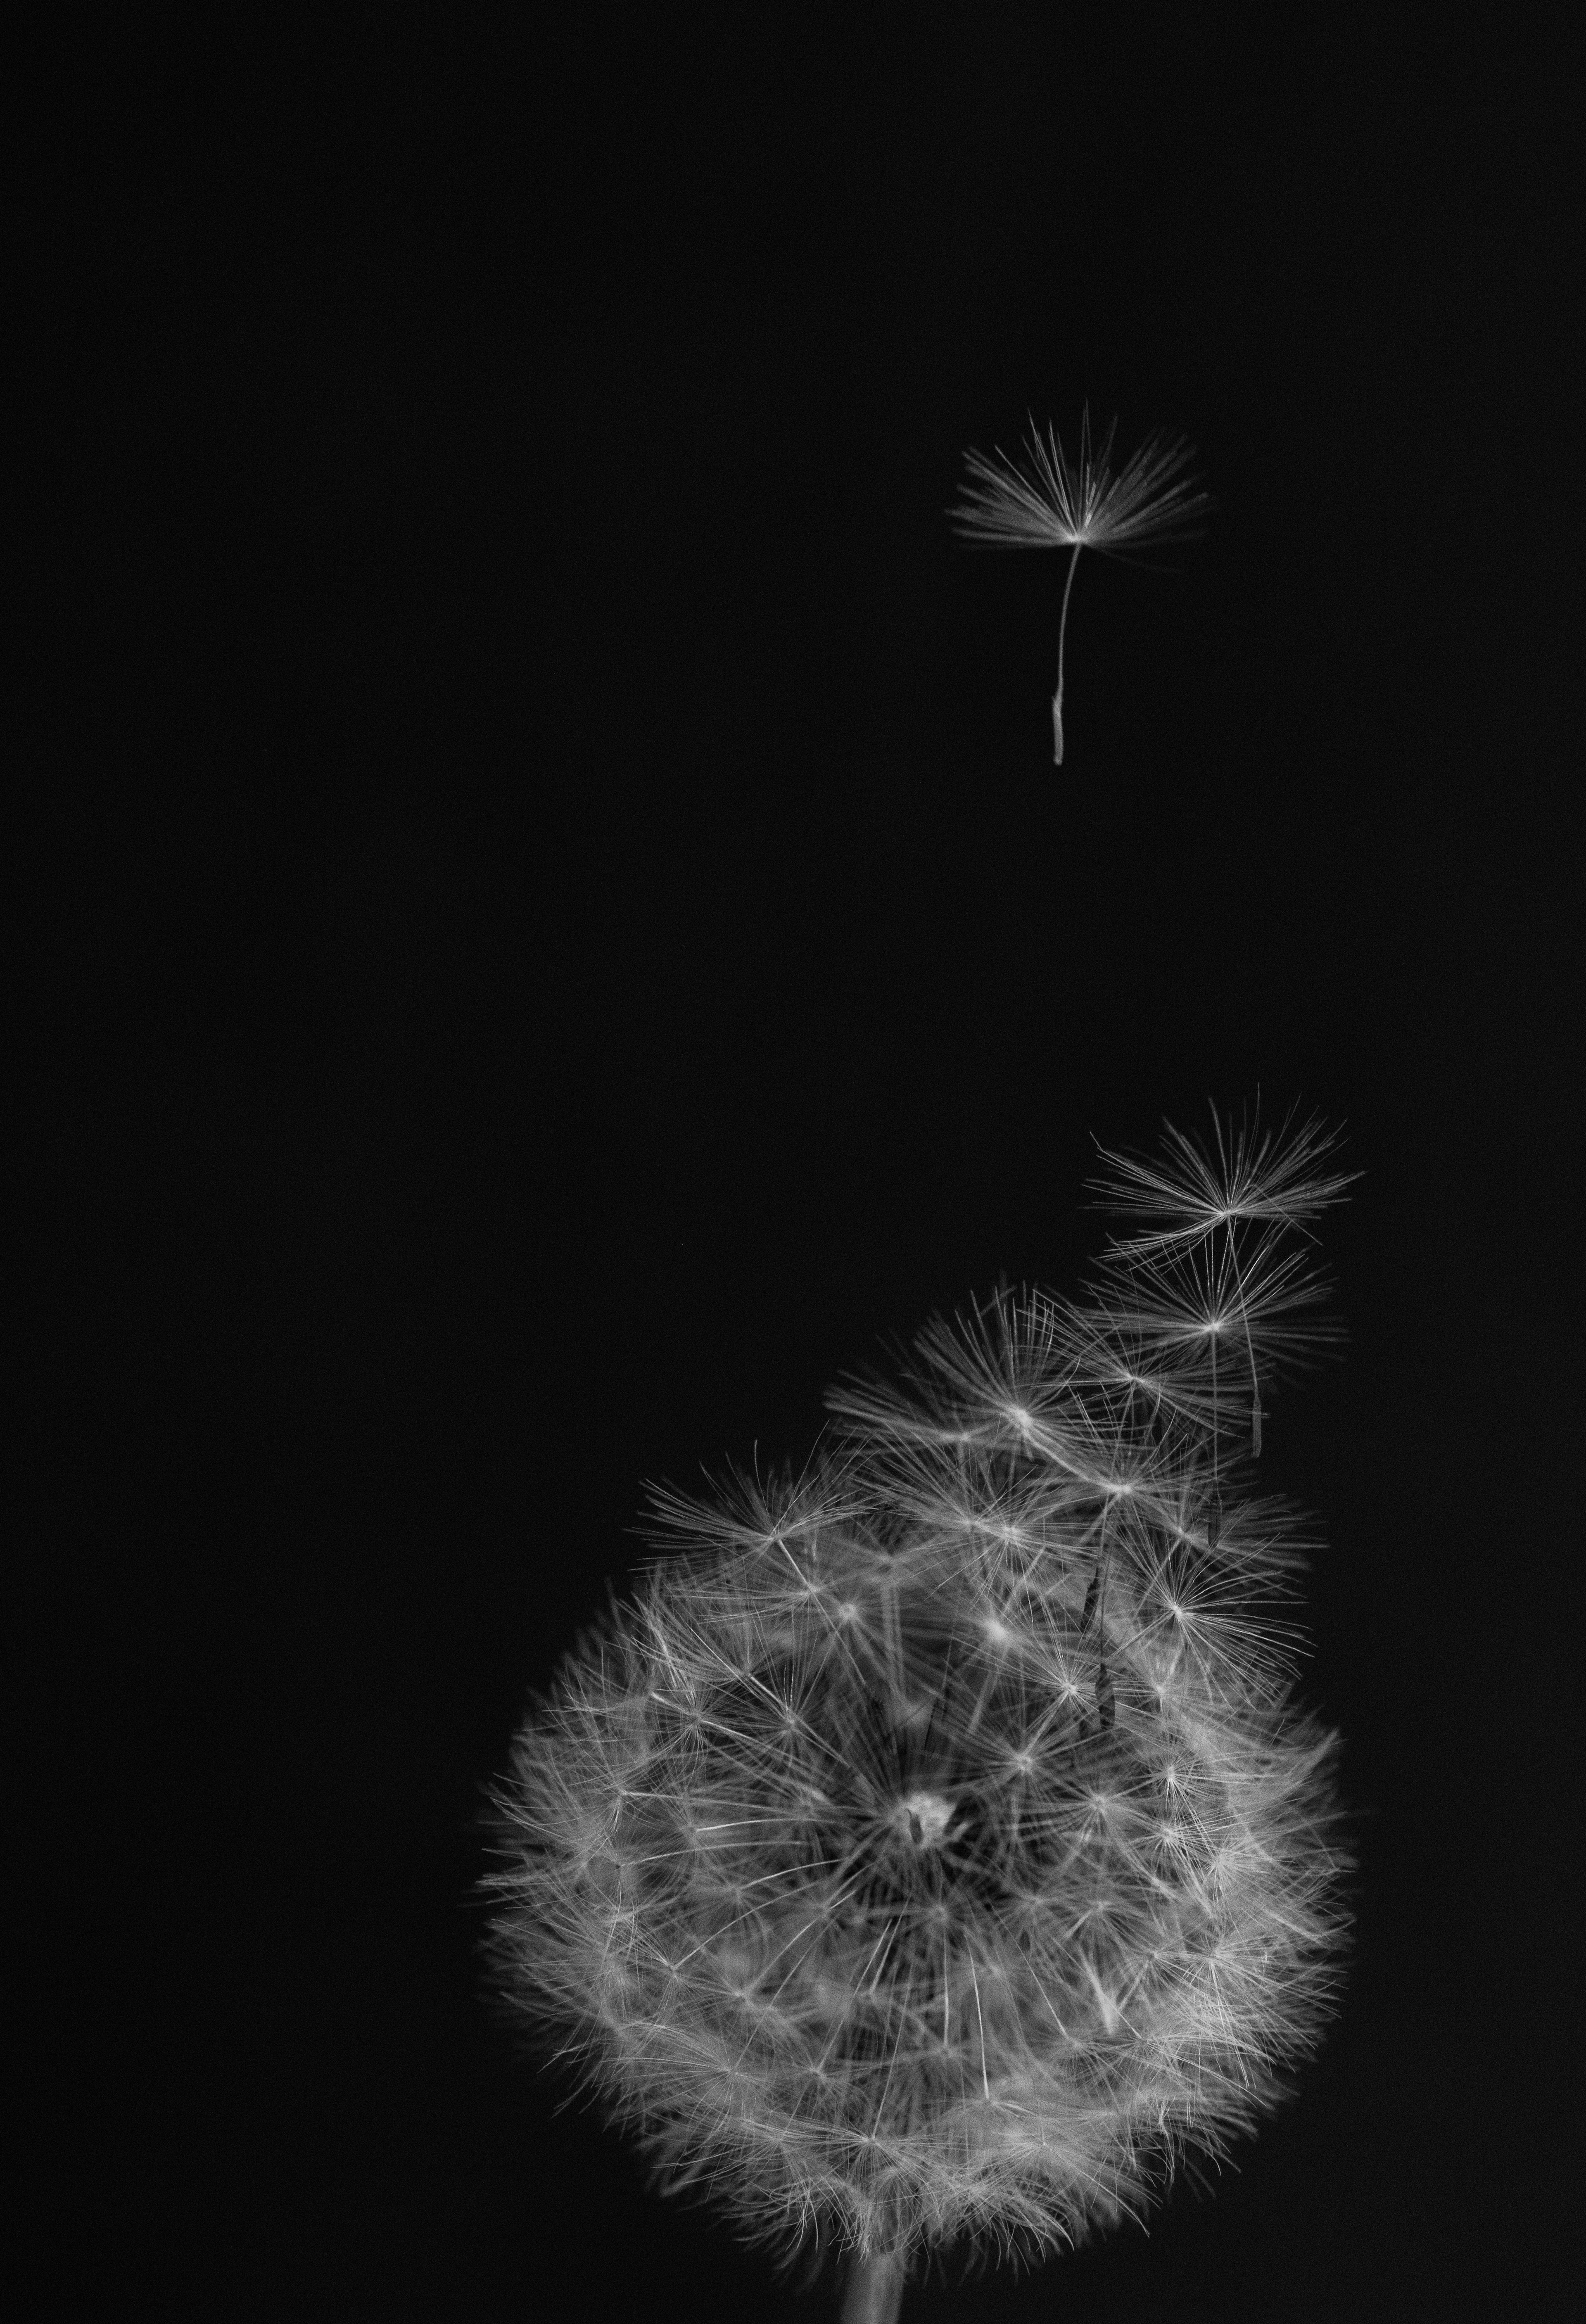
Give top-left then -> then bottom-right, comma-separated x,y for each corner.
1053,539 -> 1082,765
485,1108 -> 1355,2313
952,407 -> 1212,765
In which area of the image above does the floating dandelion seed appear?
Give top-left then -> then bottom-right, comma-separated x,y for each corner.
484,1109 -> 1355,2323
951,409 -> 1212,764
1089,1106 -> 1356,1475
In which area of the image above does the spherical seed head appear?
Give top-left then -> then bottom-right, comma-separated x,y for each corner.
485,1113 -> 1354,2280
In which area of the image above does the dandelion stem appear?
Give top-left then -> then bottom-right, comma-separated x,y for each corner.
842,2252 -> 907,2324
1052,540 -> 1083,765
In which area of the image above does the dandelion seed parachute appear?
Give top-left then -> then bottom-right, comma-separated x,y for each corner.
951,408 -> 1212,764
484,1111 -> 1354,2313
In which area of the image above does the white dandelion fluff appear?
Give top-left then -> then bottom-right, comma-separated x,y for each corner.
951,409 -> 1212,764
484,1108 -> 1355,2322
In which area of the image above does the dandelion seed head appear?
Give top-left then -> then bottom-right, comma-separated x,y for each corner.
485,1109 -> 1355,2284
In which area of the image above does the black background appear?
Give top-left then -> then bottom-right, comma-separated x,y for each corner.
19,15 -> 1578,2320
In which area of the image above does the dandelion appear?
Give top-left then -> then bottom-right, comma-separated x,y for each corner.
951,409 -> 1212,764
484,1109 -> 1355,2322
